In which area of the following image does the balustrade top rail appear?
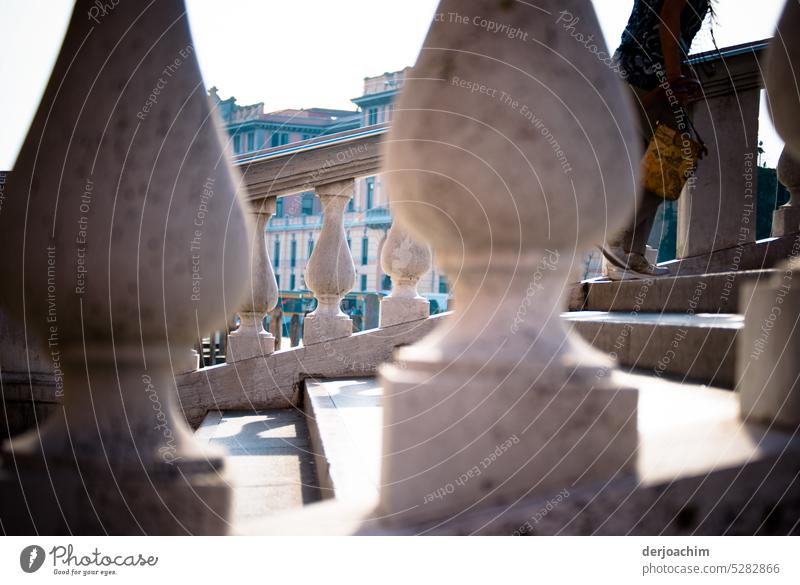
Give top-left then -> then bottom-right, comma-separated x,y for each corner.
688,39 -> 768,98
235,123 -> 388,200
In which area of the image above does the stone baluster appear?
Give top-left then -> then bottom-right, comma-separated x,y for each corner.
377,0 -> 640,524
0,0 -> 251,534
379,222 -> 431,327
227,198 -> 279,361
766,0 -> 800,155
303,180 -> 356,345
772,148 -> 800,236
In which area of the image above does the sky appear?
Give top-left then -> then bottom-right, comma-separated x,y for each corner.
0,0 -> 787,169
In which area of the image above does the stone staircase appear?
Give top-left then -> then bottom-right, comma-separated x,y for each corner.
566,250 -> 797,389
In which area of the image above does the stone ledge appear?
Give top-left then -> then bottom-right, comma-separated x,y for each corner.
237,372 -> 800,535
304,378 -> 381,504
177,314 -> 446,427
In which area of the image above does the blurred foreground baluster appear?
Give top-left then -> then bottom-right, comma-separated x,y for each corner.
0,0 -> 251,534
378,0 -> 641,524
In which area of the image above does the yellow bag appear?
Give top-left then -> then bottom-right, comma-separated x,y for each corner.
642,121 -> 706,201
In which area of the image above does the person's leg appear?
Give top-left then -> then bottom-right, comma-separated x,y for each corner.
608,85 -> 664,257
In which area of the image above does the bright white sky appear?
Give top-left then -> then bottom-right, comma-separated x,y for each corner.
0,0 -> 787,169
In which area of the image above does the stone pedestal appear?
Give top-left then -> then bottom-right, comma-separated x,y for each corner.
738,259 -> 800,430
227,311 -> 275,360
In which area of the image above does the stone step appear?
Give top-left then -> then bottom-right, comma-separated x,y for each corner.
570,269 -> 780,313
565,311 -> 743,388
195,409 -> 321,524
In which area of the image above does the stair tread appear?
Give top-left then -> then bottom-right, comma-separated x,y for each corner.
563,311 -> 743,328
195,409 -> 321,522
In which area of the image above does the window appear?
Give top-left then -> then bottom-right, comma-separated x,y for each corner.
275,198 -> 284,217
347,236 -> 351,250
290,239 -> 297,268
439,275 -> 448,294
367,107 -> 378,125
270,132 -> 289,147
246,132 -> 255,151
347,197 -> 354,212
361,237 -> 369,265
301,192 -> 315,215
302,134 -> 312,141
273,240 -> 280,268
381,274 -> 391,290
365,177 -> 375,210
361,274 -> 367,291
233,134 -> 241,153
307,238 -> 314,258
290,273 -> 296,290
275,274 -> 280,288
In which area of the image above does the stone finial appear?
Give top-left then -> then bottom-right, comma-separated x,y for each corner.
303,180 -> 356,345
766,0 -> 800,155
0,0 -> 251,534
377,0 -> 640,524
773,147 -> 800,236
228,198 -> 279,361
379,222 -> 432,327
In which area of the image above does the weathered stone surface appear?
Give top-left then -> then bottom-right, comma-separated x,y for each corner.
303,180 -> 356,345
378,0 -> 641,524
738,260 -> 800,429
177,314 -> 446,427
379,223 -> 431,328
195,410 -> 320,524
235,125 -> 387,200
0,0 -> 250,534
766,1 -> 800,155
572,269 -> 781,313
566,311 -> 741,388
239,374 -> 800,535
228,199 -> 279,363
